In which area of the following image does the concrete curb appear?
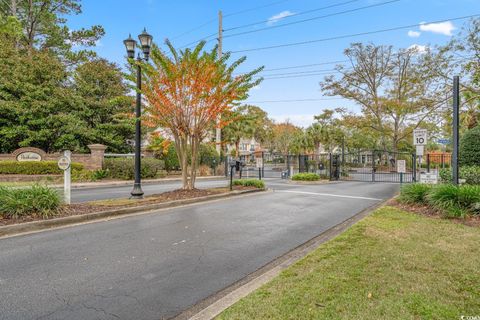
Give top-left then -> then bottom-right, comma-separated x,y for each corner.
0,188 -> 264,239
177,198 -> 391,320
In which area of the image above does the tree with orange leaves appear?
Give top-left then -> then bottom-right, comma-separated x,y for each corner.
140,40 -> 262,190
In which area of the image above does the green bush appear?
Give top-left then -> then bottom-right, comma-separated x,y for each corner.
103,158 -> 164,180
427,184 -> 480,218
71,169 -> 109,182
161,144 -> 180,171
291,173 -> 321,181
233,179 -> 265,189
199,144 -> 220,168
0,185 -> 61,219
459,126 -> 480,166
439,165 -> 480,185
0,161 -> 83,175
399,183 -> 433,204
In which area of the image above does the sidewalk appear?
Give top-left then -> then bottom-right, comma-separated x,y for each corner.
51,175 -> 227,189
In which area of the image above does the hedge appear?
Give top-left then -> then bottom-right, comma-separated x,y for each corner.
291,173 -> 321,181
459,126 -> 480,166
0,161 -> 83,175
0,185 -> 61,219
439,165 -> 480,185
233,179 -> 265,189
103,158 -> 165,180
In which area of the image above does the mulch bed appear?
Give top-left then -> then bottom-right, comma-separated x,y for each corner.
0,186 -> 257,226
388,198 -> 480,228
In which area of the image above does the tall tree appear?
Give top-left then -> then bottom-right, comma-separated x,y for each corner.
222,105 -> 269,157
0,0 -> 104,63
141,40 -> 262,190
73,58 -> 135,152
320,43 -> 447,153
269,121 -> 303,155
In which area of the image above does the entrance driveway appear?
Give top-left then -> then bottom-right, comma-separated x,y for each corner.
0,180 -> 398,320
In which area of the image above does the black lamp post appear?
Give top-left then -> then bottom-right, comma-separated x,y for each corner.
124,28 -> 153,199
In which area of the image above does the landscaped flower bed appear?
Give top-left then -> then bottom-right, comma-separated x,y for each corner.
398,183 -> 480,219
0,185 -> 262,226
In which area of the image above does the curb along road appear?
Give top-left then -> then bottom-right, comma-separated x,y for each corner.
0,188 -> 265,239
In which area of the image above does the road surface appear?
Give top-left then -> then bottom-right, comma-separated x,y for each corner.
71,178 -> 230,203
0,180 -> 398,320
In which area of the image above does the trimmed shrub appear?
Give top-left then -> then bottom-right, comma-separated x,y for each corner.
103,158 -> 165,180
0,185 -> 61,219
71,169 -> 109,182
233,179 -> 265,189
459,126 -> 480,166
199,144 -> 220,168
291,173 -> 321,181
427,184 -> 480,218
399,183 -> 433,204
0,161 -> 83,175
439,165 -> 480,185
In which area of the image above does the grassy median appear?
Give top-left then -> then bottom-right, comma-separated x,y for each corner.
218,206 -> 480,320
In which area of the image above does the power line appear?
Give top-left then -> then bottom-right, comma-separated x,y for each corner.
170,19 -> 217,40
223,0 -> 401,39
173,1 -> 292,45
231,14 -> 480,53
262,60 -> 350,72
224,0 -> 362,32
260,68 -> 351,78
224,0 -> 292,18
246,98 -> 344,103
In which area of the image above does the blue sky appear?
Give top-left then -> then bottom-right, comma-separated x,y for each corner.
68,0 -> 480,127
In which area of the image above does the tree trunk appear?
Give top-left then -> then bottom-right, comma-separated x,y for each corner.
188,137 -> 199,190
175,136 -> 189,190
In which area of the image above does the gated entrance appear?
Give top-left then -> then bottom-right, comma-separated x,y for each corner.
331,150 -> 416,183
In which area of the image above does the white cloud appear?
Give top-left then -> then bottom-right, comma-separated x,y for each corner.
408,30 -> 421,38
408,44 -> 428,54
271,114 -> 315,128
419,21 -> 455,36
267,11 -> 294,26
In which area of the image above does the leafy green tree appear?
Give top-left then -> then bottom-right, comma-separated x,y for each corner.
459,126 -> 480,166
73,58 -> 135,152
321,43 -> 446,153
1,0 -> 104,63
223,105 -> 257,157
0,14 -> 134,153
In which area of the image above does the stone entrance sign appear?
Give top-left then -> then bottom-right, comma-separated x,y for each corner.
12,147 -> 46,162
1,145 -> 107,170
17,152 -> 42,161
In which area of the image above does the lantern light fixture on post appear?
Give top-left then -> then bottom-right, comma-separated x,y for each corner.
123,28 -> 153,199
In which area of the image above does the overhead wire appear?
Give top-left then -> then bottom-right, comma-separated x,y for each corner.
224,0 -> 362,32
231,14 -> 480,53
223,0 -> 402,39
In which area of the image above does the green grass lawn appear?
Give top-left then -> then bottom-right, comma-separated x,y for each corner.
218,207 -> 480,320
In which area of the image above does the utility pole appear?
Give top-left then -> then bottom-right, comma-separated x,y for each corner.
215,10 -> 223,155
452,76 -> 460,185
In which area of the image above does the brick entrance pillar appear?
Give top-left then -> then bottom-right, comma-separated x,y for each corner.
87,144 -> 107,170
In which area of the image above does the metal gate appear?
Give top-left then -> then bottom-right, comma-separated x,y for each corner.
331,150 -> 416,183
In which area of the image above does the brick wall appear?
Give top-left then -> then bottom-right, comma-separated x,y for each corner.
0,144 -> 107,171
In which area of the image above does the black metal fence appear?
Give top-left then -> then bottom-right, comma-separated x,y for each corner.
229,150 -> 418,184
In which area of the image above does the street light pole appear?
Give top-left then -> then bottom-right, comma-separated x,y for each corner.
124,29 -> 153,199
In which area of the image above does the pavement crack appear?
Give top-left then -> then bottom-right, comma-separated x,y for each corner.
81,302 -> 120,319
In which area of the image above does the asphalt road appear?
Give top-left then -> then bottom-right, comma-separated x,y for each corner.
0,180 -> 399,320
71,178 -> 230,203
